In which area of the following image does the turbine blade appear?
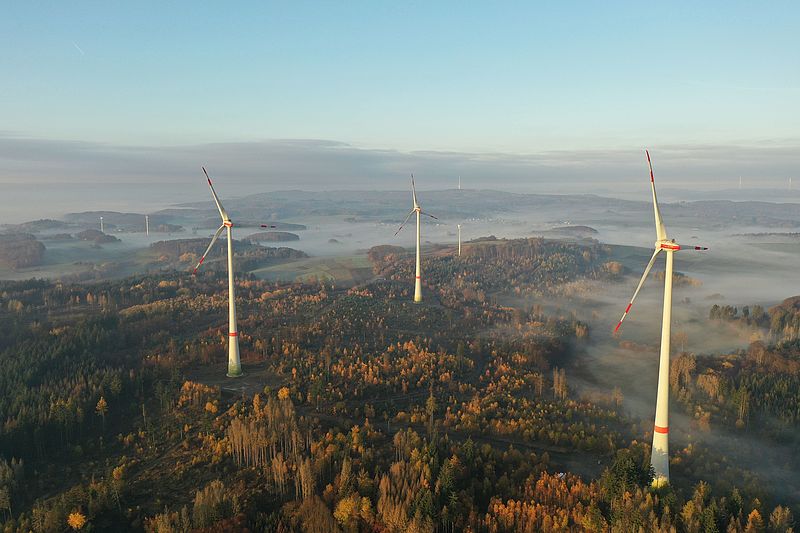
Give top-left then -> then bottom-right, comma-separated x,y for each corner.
614,248 -> 662,333
411,173 -> 418,207
421,211 -> 438,220
394,210 -> 415,236
193,225 -> 225,274
202,167 -> 229,221
646,150 -> 667,242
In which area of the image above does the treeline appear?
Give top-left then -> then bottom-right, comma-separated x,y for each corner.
710,296 -> 800,343
709,303 -> 770,328
369,238 -> 617,307
150,237 -> 307,272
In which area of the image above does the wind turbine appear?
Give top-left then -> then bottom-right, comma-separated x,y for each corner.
457,224 -> 462,256
193,167 -> 243,378
395,174 -> 437,303
100,216 -> 104,233
614,150 -> 707,487
145,215 -> 150,236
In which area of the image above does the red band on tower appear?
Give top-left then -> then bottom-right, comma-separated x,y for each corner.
229,332 -> 238,337
654,425 -> 669,434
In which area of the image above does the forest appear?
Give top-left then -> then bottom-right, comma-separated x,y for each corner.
0,234 -> 45,269
0,236 -> 797,532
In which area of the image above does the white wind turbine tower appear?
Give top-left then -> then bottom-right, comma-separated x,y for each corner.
100,216 -> 104,233
457,224 -> 462,256
614,150 -> 707,487
395,174 -> 437,303
145,215 -> 150,236
193,167 -> 243,377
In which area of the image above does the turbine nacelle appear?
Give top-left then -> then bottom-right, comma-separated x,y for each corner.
658,241 -> 678,250
656,240 -> 708,252
395,174 -> 437,236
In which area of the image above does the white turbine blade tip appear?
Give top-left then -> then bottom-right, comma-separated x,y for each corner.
614,302 -> 633,333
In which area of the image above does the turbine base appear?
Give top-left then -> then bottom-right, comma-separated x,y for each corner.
651,475 -> 669,488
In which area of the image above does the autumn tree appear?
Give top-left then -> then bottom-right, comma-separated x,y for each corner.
96,396 -> 108,432
552,367 -> 567,400
768,505 -> 794,532
68,510 -> 87,530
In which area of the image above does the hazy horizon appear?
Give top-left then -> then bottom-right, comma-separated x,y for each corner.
2,135 -> 799,224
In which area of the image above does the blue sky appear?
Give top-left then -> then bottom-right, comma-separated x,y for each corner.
2,1 -> 798,150
0,2 -> 798,192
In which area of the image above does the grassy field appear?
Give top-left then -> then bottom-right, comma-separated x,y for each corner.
249,254 -> 374,285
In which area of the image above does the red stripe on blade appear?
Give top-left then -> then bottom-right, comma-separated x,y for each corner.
625,303 -> 632,313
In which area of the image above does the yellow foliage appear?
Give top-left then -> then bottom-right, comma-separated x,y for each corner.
278,387 -> 291,401
68,511 -> 87,530
95,396 -> 108,416
334,494 -> 359,524
360,496 -> 373,519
